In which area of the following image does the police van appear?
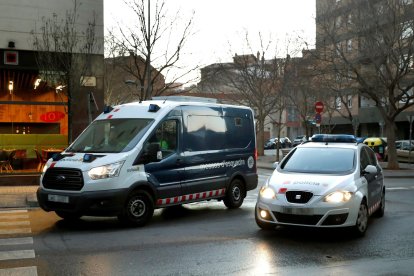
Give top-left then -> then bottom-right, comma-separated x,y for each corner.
37,98 -> 258,226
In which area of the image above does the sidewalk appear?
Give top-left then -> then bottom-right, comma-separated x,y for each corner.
0,155 -> 413,209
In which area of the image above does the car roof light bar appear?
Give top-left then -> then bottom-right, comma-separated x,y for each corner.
311,134 -> 357,143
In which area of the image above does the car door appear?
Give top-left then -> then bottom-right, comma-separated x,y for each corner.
361,147 -> 383,210
141,119 -> 184,199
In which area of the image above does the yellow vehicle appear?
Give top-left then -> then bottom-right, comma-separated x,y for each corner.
363,137 -> 387,160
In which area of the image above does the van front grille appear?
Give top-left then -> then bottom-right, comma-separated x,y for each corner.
43,168 -> 84,191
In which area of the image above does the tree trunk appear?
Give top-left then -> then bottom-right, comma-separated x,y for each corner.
385,118 -> 399,170
257,118 -> 265,156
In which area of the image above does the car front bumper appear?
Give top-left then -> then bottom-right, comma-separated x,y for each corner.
256,195 -> 361,228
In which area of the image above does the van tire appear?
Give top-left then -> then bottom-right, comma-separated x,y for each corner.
55,211 -> 82,221
223,179 -> 245,209
118,190 -> 154,227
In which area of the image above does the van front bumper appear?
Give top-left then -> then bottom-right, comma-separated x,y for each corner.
37,187 -> 129,216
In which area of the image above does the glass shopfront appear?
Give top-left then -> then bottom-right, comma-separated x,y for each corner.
0,68 -> 68,174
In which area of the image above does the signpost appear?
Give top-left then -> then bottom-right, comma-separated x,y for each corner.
315,102 -> 324,134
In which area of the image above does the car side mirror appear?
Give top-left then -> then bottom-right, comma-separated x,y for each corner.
272,162 -> 279,169
363,164 -> 377,174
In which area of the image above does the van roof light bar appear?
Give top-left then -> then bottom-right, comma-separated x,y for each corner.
148,104 -> 160,112
103,106 -> 113,114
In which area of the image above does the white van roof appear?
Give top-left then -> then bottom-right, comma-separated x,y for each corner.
97,99 -> 252,120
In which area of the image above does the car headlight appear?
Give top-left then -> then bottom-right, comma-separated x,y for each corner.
324,191 -> 353,203
260,186 -> 276,199
88,161 -> 124,180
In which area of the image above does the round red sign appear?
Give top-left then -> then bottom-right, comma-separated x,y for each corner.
315,101 -> 324,113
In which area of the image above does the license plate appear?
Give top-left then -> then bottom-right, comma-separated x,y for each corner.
281,206 -> 313,215
48,194 -> 69,203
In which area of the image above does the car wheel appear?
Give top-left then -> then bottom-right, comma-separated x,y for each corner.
351,200 -> 368,237
374,189 -> 385,218
255,206 -> 275,230
55,211 -> 82,221
118,190 -> 154,227
223,179 -> 245,209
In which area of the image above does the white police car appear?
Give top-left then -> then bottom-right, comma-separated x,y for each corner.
255,134 -> 385,236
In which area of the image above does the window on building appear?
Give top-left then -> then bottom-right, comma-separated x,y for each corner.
336,16 -> 342,27
335,96 -> 342,109
399,88 -> 414,104
400,0 -> 413,5
399,54 -> 414,70
347,14 -> 352,25
347,95 -> 353,108
347,39 -> 352,52
401,21 -> 414,40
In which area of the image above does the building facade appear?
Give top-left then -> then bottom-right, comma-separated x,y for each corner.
0,0 -> 104,174
315,0 -> 414,139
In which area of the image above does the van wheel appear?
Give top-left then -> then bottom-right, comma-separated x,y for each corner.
118,190 -> 154,227
374,189 -> 385,218
223,179 -> 245,209
55,211 -> 82,221
351,200 -> 368,237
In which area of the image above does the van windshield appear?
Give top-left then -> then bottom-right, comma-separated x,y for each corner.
67,119 -> 154,153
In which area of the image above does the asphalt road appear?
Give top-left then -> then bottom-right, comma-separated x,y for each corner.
1,169 -> 413,276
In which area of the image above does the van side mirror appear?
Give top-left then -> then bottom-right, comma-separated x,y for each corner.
272,162 -> 279,169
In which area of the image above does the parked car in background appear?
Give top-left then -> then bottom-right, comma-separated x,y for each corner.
292,135 -> 307,147
264,138 -> 278,149
265,137 -> 292,149
363,137 -> 387,161
384,140 -> 414,162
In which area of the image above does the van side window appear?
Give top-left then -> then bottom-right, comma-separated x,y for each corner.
186,115 -> 225,151
225,116 -> 252,149
140,120 -> 178,163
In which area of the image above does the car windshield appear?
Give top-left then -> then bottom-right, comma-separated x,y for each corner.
67,118 -> 154,153
280,147 -> 356,174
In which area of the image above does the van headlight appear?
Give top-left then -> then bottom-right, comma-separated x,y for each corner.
260,186 -> 276,199
324,191 -> 353,203
88,161 -> 124,180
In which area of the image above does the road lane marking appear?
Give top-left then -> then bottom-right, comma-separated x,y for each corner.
0,228 -> 31,235
0,237 -> 33,246
0,266 -> 37,276
0,250 -> 35,261
0,221 -> 30,226
386,186 -> 414,191
0,215 -> 29,220
0,210 -> 28,214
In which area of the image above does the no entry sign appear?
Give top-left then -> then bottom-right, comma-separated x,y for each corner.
315,101 -> 324,113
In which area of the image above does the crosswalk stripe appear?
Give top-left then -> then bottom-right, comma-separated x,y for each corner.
0,215 -> 29,220
0,210 -> 28,214
0,237 -> 33,246
0,250 -> 35,261
0,228 -> 31,235
0,221 -> 30,226
0,266 -> 37,276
